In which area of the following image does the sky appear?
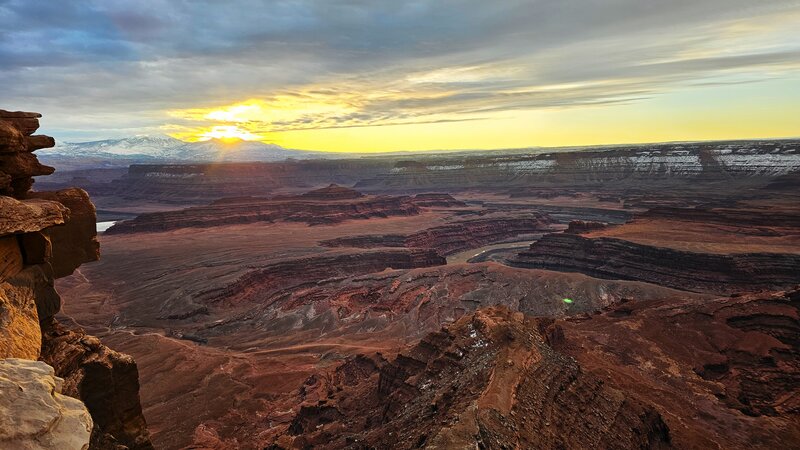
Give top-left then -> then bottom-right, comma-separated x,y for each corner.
2,0 -> 800,153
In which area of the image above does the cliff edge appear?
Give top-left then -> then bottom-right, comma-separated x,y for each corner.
0,109 -> 152,449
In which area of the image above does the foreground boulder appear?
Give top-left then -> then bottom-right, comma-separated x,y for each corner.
0,358 -> 92,449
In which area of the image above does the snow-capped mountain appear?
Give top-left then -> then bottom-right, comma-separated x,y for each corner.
37,135 -> 326,163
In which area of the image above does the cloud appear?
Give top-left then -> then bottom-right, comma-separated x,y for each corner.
1,0 -> 799,141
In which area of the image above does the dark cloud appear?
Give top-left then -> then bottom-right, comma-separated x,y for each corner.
1,0 -> 799,140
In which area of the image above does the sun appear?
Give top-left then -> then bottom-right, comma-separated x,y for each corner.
198,125 -> 262,142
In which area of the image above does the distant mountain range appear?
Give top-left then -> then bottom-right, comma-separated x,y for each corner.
36,135 -> 331,168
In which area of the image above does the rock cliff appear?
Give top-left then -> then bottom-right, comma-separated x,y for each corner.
200,248 -> 447,307
0,109 -> 152,449
511,233 -> 800,293
105,188 -> 460,234
271,307 -> 671,449
636,205 -> 800,228
564,219 -> 608,234
0,358 -> 93,450
270,288 -> 800,449
321,214 -> 553,255
355,140 -> 800,190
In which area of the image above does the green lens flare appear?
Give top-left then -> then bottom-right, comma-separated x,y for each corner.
562,298 -> 574,304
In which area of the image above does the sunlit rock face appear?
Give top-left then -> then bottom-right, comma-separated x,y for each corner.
0,109 -> 153,449
0,358 -> 93,450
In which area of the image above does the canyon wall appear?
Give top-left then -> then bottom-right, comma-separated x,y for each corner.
106,186 -> 463,234
355,140 -> 800,189
0,109 -> 152,449
511,233 -> 800,293
269,288 -> 799,449
199,248 -> 447,308
271,307 -> 671,449
321,214 -> 553,255
39,141 -> 800,208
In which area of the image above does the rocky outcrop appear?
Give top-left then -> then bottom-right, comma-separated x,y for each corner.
105,189 -> 454,233
0,358 -> 93,450
0,110 -> 56,196
269,288 -> 800,450
559,288 -> 800,448
404,193 -> 466,208
271,307 -> 670,449
564,219 -> 607,234
0,260 -> 43,360
30,189 -> 100,278
511,233 -> 800,293
298,184 -> 363,200
0,109 -> 152,449
0,196 -> 68,235
321,215 -> 553,255
40,320 -> 154,450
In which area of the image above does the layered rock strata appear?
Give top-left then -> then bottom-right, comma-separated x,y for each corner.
559,288 -> 800,448
564,219 -> 608,234
106,187 -> 460,234
270,289 -> 799,449
0,109 -> 152,449
200,248 -> 447,307
511,233 -> 800,293
637,206 -> 800,228
321,215 -> 553,255
271,307 -> 671,449
355,140 -> 800,190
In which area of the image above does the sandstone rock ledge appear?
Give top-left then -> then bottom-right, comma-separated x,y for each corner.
1,109 -> 152,449
0,358 -> 92,450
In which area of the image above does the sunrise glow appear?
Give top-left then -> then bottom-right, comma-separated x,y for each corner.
195,125 -> 262,142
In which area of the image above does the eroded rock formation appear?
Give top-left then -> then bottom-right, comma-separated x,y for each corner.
564,219 -> 608,234
0,358 -> 93,450
270,307 -> 671,449
637,206 -> 800,228
321,214 -> 553,255
0,109 -> 152,449
40,319 -> 153,450
511,233 -> 800,293
200,248 -> 447,308
105,187 -> 461,233
268,288 -> 800,449
558,288 -> 800,448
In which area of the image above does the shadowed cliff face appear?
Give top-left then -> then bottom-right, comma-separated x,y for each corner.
511,233 -> 800,294
0,109 -> 152,450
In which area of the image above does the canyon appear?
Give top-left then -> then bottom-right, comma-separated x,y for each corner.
4,111 -> 799,449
